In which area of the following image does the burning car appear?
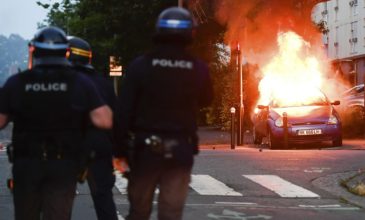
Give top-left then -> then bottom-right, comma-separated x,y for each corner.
252,89 -> 342,149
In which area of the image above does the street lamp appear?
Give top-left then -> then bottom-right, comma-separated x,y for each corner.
230,107 -> 236,149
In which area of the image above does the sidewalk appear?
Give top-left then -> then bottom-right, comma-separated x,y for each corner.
197,126 -> 253,149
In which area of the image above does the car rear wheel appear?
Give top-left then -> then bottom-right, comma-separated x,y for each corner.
332,137 -> 342,147
268,130 -> 280,149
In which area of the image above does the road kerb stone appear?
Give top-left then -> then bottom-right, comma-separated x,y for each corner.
312,171 -> 365,208
344,170 -> 365,197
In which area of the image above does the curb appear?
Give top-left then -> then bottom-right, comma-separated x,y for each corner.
313,171 -> 365,208
344,170 -> 365,197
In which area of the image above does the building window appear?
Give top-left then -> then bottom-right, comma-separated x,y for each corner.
351,21 -> 358,37
350,39 -> 357,53
350,0 -> 358,15
322,2 -> 328,21
335,26 -> 339,57
334,0 -> 339,21
350,21 -> 358,53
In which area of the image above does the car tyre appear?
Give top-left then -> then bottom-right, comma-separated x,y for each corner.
268,130 -> 280,149
332,137 -> 342,147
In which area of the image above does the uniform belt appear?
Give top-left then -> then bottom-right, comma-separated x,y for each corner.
14,148 -> 76,160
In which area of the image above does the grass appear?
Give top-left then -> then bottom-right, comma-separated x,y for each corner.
349,183 -> 365,197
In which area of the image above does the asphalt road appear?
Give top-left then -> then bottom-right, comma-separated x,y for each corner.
1,127 -> 365,219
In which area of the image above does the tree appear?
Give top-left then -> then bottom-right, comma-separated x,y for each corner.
39,0 -> 230,127
37,0 -> 178,71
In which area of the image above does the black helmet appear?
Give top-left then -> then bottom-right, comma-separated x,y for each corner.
28,26 -> 70,68
154,7 -> 194,44
67,36 -> 93,69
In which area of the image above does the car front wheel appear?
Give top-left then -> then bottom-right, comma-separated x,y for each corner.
332,136 -> 342,147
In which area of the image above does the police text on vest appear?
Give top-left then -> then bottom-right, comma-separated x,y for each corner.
25,83 -> 67,92
152,59 -> 193,69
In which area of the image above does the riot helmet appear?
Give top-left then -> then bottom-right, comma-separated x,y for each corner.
28,26 -> 70,68
67,36 -> 93,69
154,7 -> 194,45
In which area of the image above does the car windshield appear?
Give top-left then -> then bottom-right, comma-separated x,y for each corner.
271,91 -> 329,108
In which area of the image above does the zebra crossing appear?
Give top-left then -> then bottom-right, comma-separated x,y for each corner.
112,173 -> 320,198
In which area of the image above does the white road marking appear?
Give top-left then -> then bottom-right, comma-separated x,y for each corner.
182,202 -> 360,211
114,171 -> 159,194
114,172 -> 128,194
207,209 -> 272,220
117,213 -> 125,220
275,167 -> 300,171
190,175 -> 242,196
299,204 -> 341,208
215,202 -> 257,206
243,175 -> 320,198
304,167 -> 331,173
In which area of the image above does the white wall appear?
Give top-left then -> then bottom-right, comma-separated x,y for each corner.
313,0 -> 365,59
313,0 -> 365,85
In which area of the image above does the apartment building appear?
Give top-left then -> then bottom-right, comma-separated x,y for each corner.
313,0 -> 365,86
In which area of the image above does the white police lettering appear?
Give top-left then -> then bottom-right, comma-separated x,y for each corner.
152,59 -> 193,69
25,83 -> 67,92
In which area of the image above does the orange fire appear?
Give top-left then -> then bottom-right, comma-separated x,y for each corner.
258,31 -> 327,108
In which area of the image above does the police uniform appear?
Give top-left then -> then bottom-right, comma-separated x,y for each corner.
76,66 -> 118,220
115,7 -> 213,220
0,27 -> 109,220
67,36 -> 118,220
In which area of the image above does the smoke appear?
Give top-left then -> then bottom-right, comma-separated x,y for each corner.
210,0 -> 351,101
213,0 -> 325,65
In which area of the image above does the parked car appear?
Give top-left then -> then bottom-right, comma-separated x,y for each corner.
252,90 -> 342,149
340,83 -> 365,118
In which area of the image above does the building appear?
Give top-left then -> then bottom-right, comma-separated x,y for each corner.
313,0 -> 365,86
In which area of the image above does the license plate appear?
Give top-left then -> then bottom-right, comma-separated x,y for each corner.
297,129 -> 322,136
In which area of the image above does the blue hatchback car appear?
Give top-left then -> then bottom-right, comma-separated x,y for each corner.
252,91 -> 342,149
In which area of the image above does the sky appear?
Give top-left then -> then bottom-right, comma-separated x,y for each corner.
0,0 -> 54,40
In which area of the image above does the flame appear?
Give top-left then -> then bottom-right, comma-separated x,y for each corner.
273,106 -> 327,118
258,31 -> 326,108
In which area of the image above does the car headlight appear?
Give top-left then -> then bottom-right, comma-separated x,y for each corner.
275,117 -> 283,127
327,115 -> 338,125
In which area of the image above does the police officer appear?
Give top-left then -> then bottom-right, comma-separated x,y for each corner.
67,36 -> 118,220
114,7 -> 213,220
0,27 -> 112,220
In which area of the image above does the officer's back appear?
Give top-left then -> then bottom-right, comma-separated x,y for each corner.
0,26 -> 112,220
119,44 -> 212,134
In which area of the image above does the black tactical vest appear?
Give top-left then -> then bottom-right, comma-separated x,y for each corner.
12,67 -> 85,155
133,47 -> 199,134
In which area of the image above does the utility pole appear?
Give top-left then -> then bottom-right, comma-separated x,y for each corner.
238,44 -> 244,146
235,43 -> 244,146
